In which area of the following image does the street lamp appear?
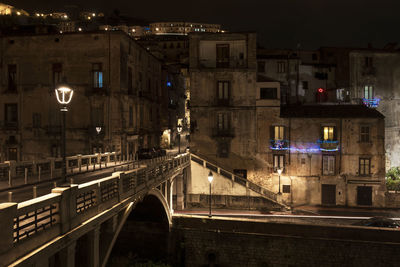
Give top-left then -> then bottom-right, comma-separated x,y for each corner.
177,123 -> 182,154
55,85 -> 74,183
277,168 -> 283,194
208,171 -> 213,218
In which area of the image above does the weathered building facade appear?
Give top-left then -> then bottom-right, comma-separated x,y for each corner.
190,33 -> 386,207
349,49 -> 400,168
0,31 -> 166,161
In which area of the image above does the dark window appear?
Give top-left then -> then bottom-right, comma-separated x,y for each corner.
302,81 -> 308,89
91,106 -> 104,126
217,113 -> 229,130
260,88 -> 277,99
8,64 -> 17,91
277,62 -> 286,73
129,106 -> 133,127
52,63 -> 62,85
322,155 -> 335,175
5,103 -> 18,125
92,63 -> 103,88
32,113 -> 41,128
360,126 -> 370,142
128,67 -> 133,95
365,57 -> 373,67
257,61 -> 265,73
282,185 -> 291,193
216,44 -> 229,68
273,154 -> 285,172
233,169 -> 247,179
217,81 -> 230,105
359,158 -> 371,176
217,141 -> 229,158
8,148 -> 17,161
312,53 -> 317,60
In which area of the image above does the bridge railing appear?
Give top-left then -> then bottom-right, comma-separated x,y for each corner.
0,152 -> 190,266
190,153 -> 278,202
0,151 -> 170,187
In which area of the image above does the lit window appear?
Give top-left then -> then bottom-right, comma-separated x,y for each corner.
274,126 -> 285,141
364,85 -> 373,99
92,63 -> 103,88
323,126 -> 335,141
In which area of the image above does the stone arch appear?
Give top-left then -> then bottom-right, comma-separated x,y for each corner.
147,188 -> 172,227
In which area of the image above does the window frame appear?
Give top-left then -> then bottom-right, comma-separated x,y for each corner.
360,125 -> 370,143
216,44 -> 230,68
322,155 -> 335,176
216,81 -> 230,103
7,64 -> 17,92
363,85 -> 373,99
277,61 -> 286,73
92,63 -> 103,89
273,154 -> 285,172
359,158 -> 371,176
322,126 -> 336,141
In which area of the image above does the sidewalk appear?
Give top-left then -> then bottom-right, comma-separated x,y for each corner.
292,204 -> 400,217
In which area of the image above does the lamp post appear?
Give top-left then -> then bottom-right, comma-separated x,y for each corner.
208,171 -> 213,218
177,123 -> 182,154
55,85 -> 74,183
277,168 -> 282,195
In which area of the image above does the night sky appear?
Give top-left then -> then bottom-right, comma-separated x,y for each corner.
10,0 -> 400,49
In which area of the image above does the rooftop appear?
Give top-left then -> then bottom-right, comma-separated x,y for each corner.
280,104 -> 385,118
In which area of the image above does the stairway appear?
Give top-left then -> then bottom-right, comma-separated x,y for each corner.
190,153 -> 289,210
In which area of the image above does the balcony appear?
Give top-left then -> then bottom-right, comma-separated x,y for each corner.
270,139 -> 289,151
362,98 -> 380,108
318,140 -> 339,152
1,121 -> 19,130
212,128 -> 235,138
362,66 -> 376,76
216,98 -> 231,107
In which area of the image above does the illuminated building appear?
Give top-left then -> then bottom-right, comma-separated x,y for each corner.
0,31 -> 167,162
189,33 -> 386,207
150,22 -> 221,35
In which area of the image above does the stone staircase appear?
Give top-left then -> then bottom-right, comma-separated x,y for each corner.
190,153 -> 289,210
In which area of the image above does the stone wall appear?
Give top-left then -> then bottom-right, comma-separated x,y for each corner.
171,216 -> 400,267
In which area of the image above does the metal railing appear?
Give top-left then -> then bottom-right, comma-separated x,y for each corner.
190,153 -> 278,202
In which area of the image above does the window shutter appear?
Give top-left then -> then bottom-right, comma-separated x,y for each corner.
333,126 -> 337,141
283,126 -> 287,140
320,127 -> 324,141
270,126 -> 275,140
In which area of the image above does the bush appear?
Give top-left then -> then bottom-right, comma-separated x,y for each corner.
386,167 -> 400,191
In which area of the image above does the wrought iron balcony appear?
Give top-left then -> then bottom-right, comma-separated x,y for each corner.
212,128 -> 235,138
270,139 -> 289,151
317,140 -> 339,151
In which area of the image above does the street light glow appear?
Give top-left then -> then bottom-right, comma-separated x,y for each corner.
208,171 -> 213,183
55,86 -> 74,105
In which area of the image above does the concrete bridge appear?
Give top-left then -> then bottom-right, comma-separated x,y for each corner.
0,153 -> 190,267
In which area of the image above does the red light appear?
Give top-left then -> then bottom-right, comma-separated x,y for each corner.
318,88 -> 324,93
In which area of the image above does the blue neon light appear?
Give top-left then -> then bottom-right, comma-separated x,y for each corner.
362,98 -> 380,108
167,81 -> 172,87
269,140 -> 339,153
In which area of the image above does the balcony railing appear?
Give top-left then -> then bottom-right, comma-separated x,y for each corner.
212,128 -> 235,138
270,139 -> 289,151
318,140 -> 339,151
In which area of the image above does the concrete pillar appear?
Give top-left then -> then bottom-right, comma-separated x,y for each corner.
78,154 -> 82,172
5,161 -> 16,179
87,227 -> 100,267
176,174 -> 184,211
59,241 -> 76,267
0,203 -> 17,254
